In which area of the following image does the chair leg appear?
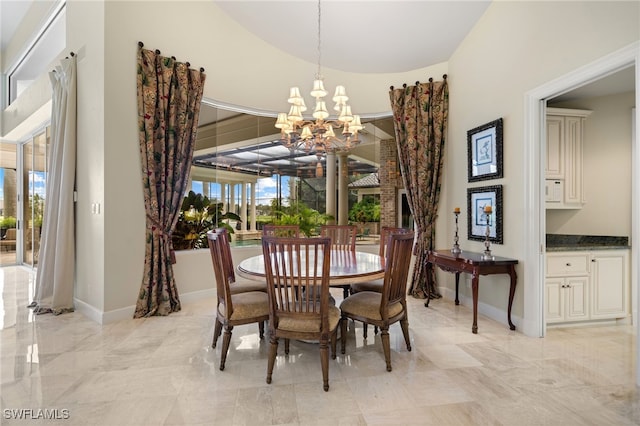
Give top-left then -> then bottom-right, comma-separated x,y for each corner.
340,316 -> 347,354
342,285 -> 350,299
320,339 -> 330,392
266,335 -> 278,384
380,326 -> 392,372
284,338 -> 290,355
259,321 -> 265,339
212,318 -> 222,348
220,326 -> 233,371
363,322 -> 368,339
331,329 -> 337,359
400,316 -> 411,351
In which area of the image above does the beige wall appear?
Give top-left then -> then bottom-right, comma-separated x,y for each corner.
444,1 -> 639,321
546,92 -> 634,236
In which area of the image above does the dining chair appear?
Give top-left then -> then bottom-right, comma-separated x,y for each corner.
350,226 -> 413,337
351,226 -> 413,295
262,235 -> 340,392
218,227 -> 267,295
262,224 -> 301,238
339,231 -> 414,372
207,229 -> 269,371
320,224 -> 357,299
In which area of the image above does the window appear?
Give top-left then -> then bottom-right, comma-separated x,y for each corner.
7,4 -> 66,105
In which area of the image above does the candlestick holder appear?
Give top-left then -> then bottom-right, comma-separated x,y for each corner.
451,211 -> 461,255
482,211 -> 493,260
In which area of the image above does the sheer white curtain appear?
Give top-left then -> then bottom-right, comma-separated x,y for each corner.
30,55 -> 77,315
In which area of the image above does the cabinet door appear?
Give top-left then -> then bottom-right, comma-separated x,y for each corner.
546,116 -> 564,179
565,276 -> 589,321
563,116 -> 584,205
591,252 -> 628,319
545,278 -> 565,323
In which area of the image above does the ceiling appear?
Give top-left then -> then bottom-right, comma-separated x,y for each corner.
214,1 -> 492,74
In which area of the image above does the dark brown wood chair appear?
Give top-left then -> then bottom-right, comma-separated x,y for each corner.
262,224 -> 301,238
320,224 -> 357,299
207,229 -> 269,371
340,231 -> 414,372
262,235 -> 340,392
350,226 -> 413,337
218,227 -> 267,295
351,226 -> 413,295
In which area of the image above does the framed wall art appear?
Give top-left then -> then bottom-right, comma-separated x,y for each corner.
467,118 -> 503,182
467,185 -> 503,244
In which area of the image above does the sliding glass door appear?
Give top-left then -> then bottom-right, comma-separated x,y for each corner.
0,143 -> 18,266
0,127 -> 49,268
22,128 -> 49,267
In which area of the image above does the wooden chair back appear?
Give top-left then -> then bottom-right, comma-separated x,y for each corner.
207,229 -> 234,315
261,236 -> 332,334
381,232 -> 415,314
216,227 -> 237,283
378,227 -> 414,257
320,225 -> 357,252
262,225 -> 300,238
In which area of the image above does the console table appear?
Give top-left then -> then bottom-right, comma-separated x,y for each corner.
426,250 -> 518,334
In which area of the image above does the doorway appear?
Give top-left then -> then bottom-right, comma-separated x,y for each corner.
524,41 -> 639,385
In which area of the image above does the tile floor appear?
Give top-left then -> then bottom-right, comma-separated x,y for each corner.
1,265 -> 639,425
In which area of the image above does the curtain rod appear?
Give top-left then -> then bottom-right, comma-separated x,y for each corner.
138,41 -> 205,72
51,52 -> 75,72
390,74 -> 447,91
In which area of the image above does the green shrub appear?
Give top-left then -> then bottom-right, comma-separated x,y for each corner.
0,216 -> 17,229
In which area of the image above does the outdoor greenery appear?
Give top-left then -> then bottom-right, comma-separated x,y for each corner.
348,198 -> 381,224
270,200 -> 332,237
0,216 -> 17,229
172,191 -> 241,250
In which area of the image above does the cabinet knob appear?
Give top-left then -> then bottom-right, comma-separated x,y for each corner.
566,263 -> 571,267
591,259 -> 596,262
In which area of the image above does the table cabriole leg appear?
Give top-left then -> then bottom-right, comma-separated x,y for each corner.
507,267 -> 517,330
471,270 -> 479,334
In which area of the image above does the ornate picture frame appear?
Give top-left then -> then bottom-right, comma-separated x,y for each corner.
467,185 -> 503,244
467,118 -> 503,182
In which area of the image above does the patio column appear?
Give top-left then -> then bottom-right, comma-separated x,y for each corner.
250,182 -> 257,231
338,153 -> 349,225
326,152 -> 337,224
220,182 -> 227,213
230,183 -> 236,215
202,181 -> 210,198
240,182 -> 247,231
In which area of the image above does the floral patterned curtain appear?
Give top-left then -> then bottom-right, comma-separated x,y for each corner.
389,77 -> 448,299
134,44 -> 206,318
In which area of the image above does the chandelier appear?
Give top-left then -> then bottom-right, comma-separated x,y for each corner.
275,0 -> 362,177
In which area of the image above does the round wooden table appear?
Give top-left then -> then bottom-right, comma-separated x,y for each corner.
237,250 -> 385,285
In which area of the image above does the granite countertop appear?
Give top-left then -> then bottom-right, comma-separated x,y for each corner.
546,234 -> 630,252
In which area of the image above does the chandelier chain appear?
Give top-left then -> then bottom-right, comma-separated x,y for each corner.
316,0 -> 322,81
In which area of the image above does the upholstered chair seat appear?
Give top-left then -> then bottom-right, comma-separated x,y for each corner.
277,305 -> 341,333
218,291 -> 270,320
340,291 -> 404,321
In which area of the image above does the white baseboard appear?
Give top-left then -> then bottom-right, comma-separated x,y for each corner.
439,286 -> 524,333
74,288 -> 216,325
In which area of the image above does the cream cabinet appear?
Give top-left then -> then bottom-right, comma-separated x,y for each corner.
545,108 -> 591,209
545,250 -> 629,325
545,252 -> 590,323
590,250 -> 630,320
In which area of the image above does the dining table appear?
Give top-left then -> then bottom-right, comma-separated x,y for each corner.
237,249 -> 386,286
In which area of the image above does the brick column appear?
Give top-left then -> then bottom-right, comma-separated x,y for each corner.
379,138 -> 402,229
